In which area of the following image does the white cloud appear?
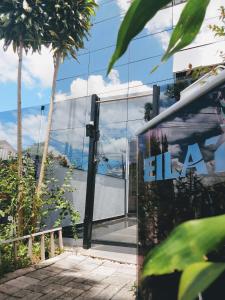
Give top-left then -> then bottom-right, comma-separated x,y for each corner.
53,70 -> 152,157
0,113 -> 47,150
115,0 -> 225,61
56,69 -> 152,101
0,41 -> 54,88
116,0 -> 130,12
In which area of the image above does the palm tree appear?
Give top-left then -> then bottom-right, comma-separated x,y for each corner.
36,0 -> 97,197
0,0 -> 46,234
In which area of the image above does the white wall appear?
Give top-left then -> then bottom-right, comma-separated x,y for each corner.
45,164 -> 125,228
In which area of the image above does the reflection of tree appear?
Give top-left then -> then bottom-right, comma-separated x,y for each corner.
164,80 -> 190,101
138,133 -> 225,299
138,133 -> 176,300
144,102 -> 153,122
139,133 -> 175,252
174,170 -> 214,224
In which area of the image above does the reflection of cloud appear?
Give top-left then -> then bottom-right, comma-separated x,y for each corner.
56,69 -> 152,100
115,0 -> 225,67
0,114 -> 47,149
116,0 -> 130,12
0,41 -> 54,88
115,1 -> 172,50
101,137 -> 127,156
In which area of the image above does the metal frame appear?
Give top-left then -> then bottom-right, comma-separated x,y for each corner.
83,94 -> 100,249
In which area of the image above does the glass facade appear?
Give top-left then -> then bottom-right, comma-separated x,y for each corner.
138,80 -> 225,299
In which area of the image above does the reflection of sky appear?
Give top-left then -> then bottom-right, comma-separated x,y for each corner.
1,0 -> 225,178
0,104 -> 49,150
141,83 -> 225,179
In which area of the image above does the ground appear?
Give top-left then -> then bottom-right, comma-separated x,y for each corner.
0,252 -> 136,300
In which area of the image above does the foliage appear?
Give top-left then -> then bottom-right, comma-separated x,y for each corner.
0,0 -> 47,52
41,160 -> 80,238
142,215 -> 225,277
43,0 -> 97,60
0,155 -> 80,276
107,0 -> 211,74
209,6 -> 225,37
178,262 -> 225,300
142,214 -> 225,299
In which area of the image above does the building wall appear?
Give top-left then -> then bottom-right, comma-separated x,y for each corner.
44,165 -> 125,228
55,0 -> 225,102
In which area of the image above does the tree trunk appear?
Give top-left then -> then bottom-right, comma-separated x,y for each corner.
17,40 -> 24,235
34,52 -> 60,227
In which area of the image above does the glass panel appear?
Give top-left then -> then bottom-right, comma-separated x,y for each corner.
89,65 -> 129,97
99,99 -> 127,125
145,6 -> 172,35
128,94 -> 153,121
51,96 -> 89,130
89,46 -> 128,73
97,122 -> 127,178
57,54 -> 89,80
137,81 -> 225,299
89,16 -> 122,51
94,0 -> 121,22
129,56 -> 173,85
49,127 -> 86,170
130,31 -> 172,62
56,75 -> 88,98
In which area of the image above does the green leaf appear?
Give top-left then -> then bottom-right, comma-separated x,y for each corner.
162,0 -> 210,61
107,0 -> 171,74
142,214 -> 225,278
178,262 -> 225,300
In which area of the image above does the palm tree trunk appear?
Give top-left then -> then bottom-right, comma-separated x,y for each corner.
17,40 -> 24,235
34,52 -> 60,227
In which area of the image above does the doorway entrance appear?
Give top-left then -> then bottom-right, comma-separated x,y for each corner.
83,88 -> 159,249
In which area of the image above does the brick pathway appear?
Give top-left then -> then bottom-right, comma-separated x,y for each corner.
0,253 -> 136,300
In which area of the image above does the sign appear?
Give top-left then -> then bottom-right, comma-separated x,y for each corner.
144,141 -> 225,182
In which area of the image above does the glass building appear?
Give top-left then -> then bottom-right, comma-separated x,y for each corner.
0,0 -> 225,248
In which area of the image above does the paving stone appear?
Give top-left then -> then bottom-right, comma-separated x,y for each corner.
41,266 -> 63,274
102,273 -> 135,287
94,284 -> 123,300
38,289 -> 65,300
55,275 -> 76,285
6,276 -> 39,289
21,292 -> 43,300
38,277 -> 58,287
59,288 -> 84,299
90,265 -> 116,277
111,284 -> 136,300
47,283 -> 71,293
54,256 -> 86,270
0,284 -> 20,295
12,289 -> 43,299
0,254 -> 136,300
0,293 -> 7,300
27,270 -> 55,281
26,284 -> 49,294
116,264 -> 137,275
78,285 -> 109,299
65,281 -> 92,291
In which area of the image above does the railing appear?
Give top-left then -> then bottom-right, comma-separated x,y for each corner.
0,227 -> 64,265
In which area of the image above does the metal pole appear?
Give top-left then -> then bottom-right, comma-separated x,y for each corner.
152,85 -> 160,117
83,94 -> 100,249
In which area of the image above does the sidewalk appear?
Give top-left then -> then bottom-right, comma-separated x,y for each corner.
0,252 -> 136,300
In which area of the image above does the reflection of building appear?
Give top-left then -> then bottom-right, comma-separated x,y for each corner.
0,140 -> 16,160
137,67 -> 225,300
